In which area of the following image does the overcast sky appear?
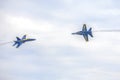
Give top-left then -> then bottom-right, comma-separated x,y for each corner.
0,0 -> 120,80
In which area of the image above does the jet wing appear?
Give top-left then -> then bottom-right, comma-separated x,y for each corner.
16,43 -> 22,48
83,34 -> 88,41
82,24 -> 87,31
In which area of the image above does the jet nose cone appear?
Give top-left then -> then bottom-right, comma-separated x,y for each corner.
32,39 -> 36,41
72,33 -> 76,35
28,39 -> 36,41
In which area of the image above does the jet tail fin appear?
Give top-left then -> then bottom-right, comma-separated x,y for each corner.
22,35 -> 26,39
16,37 -> 21,40
88,28 -> 93,37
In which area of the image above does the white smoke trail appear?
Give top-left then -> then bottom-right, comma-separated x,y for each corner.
93,30 -> 120,32
0,41 -> 13,46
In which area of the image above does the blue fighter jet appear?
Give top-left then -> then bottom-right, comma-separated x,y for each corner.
13,35 -> 36,48
72,24 -> 93,41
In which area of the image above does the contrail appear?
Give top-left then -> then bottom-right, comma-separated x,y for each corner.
93,30 -> 120,32
0,41 -> 13,46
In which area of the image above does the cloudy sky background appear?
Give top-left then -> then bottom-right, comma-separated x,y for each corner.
0,0 -> 120,80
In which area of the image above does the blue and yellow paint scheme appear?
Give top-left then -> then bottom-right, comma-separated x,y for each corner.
72,24 -> 93,41
13,35 -> 36,48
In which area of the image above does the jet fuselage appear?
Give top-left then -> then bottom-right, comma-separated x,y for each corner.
73,31 -> 90,35
13,35 -> 36,48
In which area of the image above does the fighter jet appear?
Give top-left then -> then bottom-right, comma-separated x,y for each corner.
72,24 -> 93,42
13,35 -> 36,48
